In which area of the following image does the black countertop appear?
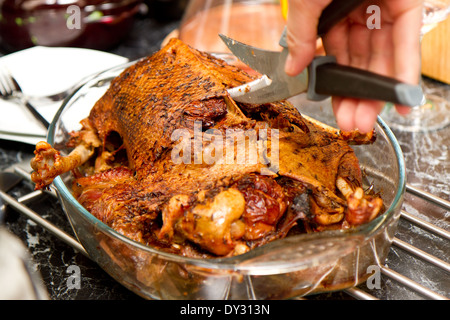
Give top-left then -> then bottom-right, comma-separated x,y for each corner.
0,13 -> 449,300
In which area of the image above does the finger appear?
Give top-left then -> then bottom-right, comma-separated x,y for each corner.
387,0 -> 423,84
285,0 -> 333,76
366,25 -> 409,117
388,1 -> 422,114
322,21 -> 350,65
333,98 -> 383,133
347,23 -> 372,70
354,100 -> 384,133
322,1 -> 371,67
332,97 -> 358,131
366,20 -> 395,75
395,104 -> 413,115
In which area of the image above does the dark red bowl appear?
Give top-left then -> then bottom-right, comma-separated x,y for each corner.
0,0 -> 142,52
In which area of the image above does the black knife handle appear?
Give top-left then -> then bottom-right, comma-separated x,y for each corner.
317,0 -> 367,37
311,62 -> 423,106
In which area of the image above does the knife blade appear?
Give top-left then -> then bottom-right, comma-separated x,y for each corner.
222,34 -> 423,106
221,34 -> 308,103
221,0 -> 424,106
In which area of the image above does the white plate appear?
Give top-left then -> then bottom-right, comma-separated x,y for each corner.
0,46 -> 128,145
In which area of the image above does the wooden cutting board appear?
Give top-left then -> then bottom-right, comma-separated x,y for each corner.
421,17 -> 450,84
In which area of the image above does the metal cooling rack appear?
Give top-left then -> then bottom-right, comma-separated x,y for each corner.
1,164 -> 449,300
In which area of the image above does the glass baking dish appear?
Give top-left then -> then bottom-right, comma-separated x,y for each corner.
48,62 -> 405,300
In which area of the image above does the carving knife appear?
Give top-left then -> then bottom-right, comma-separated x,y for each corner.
222,0 -> 423,106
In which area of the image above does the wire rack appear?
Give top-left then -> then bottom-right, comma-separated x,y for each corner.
1,163 -> 449,300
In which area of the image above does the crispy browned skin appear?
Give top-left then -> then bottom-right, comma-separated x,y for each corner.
31,39 -> 383,257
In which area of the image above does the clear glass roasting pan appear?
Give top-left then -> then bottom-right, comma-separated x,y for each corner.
48,62 -> 405,300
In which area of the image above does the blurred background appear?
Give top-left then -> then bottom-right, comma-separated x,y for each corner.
0,0 -> 289,59
0,0 -> 188,58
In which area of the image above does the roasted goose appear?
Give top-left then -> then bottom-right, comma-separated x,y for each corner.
31,38 -> 383,258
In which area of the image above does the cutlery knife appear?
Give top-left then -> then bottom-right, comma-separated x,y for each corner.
222,0 -> 423,106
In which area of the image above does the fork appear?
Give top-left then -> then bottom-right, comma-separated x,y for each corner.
0,66 -> 50,129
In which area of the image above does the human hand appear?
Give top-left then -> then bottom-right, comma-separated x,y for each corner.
284,0 -> 423,133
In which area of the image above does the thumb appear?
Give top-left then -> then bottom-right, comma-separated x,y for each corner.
284,0 -> 332,76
